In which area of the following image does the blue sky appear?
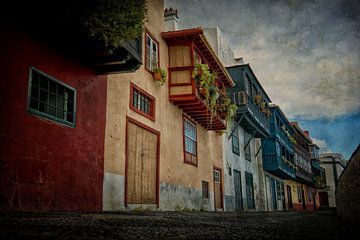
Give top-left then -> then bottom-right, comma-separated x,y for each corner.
165,0 -> 360,159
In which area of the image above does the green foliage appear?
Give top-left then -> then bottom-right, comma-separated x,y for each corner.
153,66 -> 167,86
81,0 -> 147,50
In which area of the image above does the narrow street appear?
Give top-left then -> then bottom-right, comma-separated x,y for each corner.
0,210 -> 356,240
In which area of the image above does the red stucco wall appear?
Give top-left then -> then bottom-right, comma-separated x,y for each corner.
0,26 -> 106,211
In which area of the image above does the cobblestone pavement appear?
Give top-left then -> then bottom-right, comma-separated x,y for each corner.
0,210 -> 357,240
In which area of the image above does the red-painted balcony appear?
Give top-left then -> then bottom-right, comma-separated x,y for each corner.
161,28 -> 235,130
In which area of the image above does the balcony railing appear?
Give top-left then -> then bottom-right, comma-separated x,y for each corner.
230,91 -> 270,138
263,155 -> 296,179
168,68 -> 226,130
296,168 -> 313,185
272,124 -> 294,149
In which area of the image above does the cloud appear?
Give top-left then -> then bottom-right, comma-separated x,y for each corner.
165,0 -> 360,120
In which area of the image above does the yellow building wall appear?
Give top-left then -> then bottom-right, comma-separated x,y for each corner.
103,0 -> 224,210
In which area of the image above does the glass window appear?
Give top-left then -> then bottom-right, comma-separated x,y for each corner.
184,117 -> 197,165
232,128 -> 240,155
28,67 -> 76,127
130,83 -> 155,121
145,32 -> 159,72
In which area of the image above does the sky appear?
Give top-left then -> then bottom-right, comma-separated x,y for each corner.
165,0 -> 360,159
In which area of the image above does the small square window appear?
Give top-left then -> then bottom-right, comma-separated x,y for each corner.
28,67 -> 76,127
130,83 -> 155,121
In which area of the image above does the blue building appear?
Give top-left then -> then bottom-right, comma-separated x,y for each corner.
261,104 -> 296,210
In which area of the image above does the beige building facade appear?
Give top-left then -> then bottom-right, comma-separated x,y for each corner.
103,0 -> 233,211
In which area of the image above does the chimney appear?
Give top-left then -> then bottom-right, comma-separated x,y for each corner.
164,7 -> 179,31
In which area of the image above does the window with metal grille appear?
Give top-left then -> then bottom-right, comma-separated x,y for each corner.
244,132 -> 251,161
202,181 -> 209,199
145,31 -> 159,72
184,116 -> 197,165
232,128 -> 240,155
213,170 -> 221,183
130,83 -> 155,121
28,67 -> 76,127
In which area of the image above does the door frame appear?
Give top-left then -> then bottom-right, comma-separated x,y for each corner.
125,116 -> 160,207
213,167 -> 223,210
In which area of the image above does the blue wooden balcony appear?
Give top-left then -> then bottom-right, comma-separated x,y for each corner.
271,123 -> 294,149
229,91 -> 270,138
262,155 -> 296,179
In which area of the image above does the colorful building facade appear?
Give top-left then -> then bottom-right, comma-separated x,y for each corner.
0,22 -> 109,212
103,0 -> 235,211
262,105 -> 296,211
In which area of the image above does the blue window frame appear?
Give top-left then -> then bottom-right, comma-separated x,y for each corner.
28,67 -> 76,127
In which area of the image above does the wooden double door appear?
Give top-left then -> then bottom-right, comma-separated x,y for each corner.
126,119 -> 159,205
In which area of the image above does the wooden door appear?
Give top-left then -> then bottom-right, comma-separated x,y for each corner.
233,170 -> 243,211
213,169 -> 222,210
127,121 -> 158,204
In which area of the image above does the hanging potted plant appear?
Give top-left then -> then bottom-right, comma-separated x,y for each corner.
254,94 -> 262,105
226,103 -> 237,130
153,66 -> 167,86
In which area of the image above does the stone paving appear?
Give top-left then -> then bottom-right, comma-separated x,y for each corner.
0,210 -> 357,240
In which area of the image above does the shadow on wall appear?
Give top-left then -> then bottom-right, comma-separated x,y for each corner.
336,144 -> 360,224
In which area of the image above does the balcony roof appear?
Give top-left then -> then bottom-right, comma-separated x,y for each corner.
161,28 -> 235,87
269,104 -> 294,134
227,63 -> 271,102
290,122 -> 312,143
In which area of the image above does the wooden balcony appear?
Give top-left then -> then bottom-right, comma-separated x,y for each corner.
169,84 -> 226,130
229,91 -> 270,138
263,155 -> 296,179
162,28 -> 234,130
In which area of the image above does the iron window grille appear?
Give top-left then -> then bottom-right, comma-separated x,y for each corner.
130,83 -> 155,121
28,67 -> 76,127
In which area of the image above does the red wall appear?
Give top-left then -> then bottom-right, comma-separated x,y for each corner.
0,26 -> 107,211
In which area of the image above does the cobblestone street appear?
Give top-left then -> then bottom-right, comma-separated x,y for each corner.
0,210 -> 356,240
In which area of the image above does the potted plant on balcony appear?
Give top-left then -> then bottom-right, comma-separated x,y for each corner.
153,65 -> 167,86
254,94 -> 262,105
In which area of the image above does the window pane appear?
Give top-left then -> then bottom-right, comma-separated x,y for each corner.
40,76 -> 48,90
31,86 -> 39,100
30,99 -> 38,110
40,89 -> 47,103
49,81 -> 56,93
49,93 -> 56,106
